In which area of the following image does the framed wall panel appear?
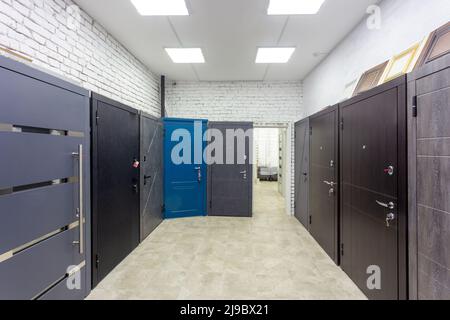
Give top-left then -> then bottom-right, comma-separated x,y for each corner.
352,61 -> 388,96
417,22 -> 450,67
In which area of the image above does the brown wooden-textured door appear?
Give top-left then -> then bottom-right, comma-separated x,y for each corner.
309,106 -> 339,263
340,77 -> 407,300
408,55 -> 450,300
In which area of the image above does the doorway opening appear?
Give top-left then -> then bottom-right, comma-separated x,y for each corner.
252,123 -> 292,217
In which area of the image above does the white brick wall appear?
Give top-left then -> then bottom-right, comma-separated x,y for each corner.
166,80 -> 304,215
0,0 -> 160,116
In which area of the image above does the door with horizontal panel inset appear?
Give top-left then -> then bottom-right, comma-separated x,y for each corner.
295,118 -> 310,229
309,105 -> 339,263
140,113 -> 163,241
0,55 -> 90,300
408,54 -> 450,300
91,94 -> 140,287
209,122 -> 253,217
340,77 -> 407,300
164,118 -> 208,219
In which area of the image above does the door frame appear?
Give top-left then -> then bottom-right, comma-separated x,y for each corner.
339,76 -> 408,299
207,121 -> 254,217
253,122 -> 293,217
90,93 -> 140,288
309,104 -> 340,264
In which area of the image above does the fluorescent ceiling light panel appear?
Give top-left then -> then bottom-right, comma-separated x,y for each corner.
165,48 -> 205,63
131,0 -> 189,16
268,0 -> 325,15
256,48 -> 295,63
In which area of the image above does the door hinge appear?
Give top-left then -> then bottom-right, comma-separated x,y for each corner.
209,200 -> 212,209
340,119 -> 344,131
309,127 -> 312,136
341,243 -> 344,256
412,95 -> 418,117
161,204 -> 165,213
309,215 -> 312,225
95,254 -> 99,269
294,201 -> 296,209
95,110 -> 99,125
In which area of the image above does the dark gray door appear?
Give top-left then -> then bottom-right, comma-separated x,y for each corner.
309,106 -> 339,263
295,118 -> 310,229
408,55 -> 450,300
91,94 -> 140,287
140,113 -> 163,241
0,55 -> 90,300
209,122 -> 253,217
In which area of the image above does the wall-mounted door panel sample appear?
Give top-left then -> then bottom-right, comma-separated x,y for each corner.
164,118 -> 208,219
309,105 -> 339,264
340,76 -> 407,300
381,39 -> 428,84
408,54 -> 450,300
0,55 -> 90,300
417,22 -> 450,67
294,118 -> 310,229
209,122 -> 253,217
140,113 -> 163,241
91,94 -> 140,287
353,61 -> 388,96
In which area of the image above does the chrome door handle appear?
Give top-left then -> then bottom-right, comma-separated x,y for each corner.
323,181 -> 336,187
376,200 -> 395,210
72,145 -> 83,254
240,171 -> 247,174
195,167 -> 202,182
386,212 -> 395,227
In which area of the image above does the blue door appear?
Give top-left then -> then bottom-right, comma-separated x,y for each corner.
164,118 -> 208,219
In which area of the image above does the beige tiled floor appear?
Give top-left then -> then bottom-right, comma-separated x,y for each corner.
87,182 -> 366,300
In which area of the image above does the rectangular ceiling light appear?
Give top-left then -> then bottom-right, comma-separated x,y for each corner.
256,48 -> 295,63
165,48 -> 205,63
131,0 -> 189,16
267,0 -> 325,15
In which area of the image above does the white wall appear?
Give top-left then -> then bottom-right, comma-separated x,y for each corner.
0,0 -> 161,115
166,80 -> 304,215
303,0 -> 450,115
254,128 -> 280,169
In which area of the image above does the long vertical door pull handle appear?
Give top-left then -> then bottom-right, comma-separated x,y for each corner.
72,145 -> 83,254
